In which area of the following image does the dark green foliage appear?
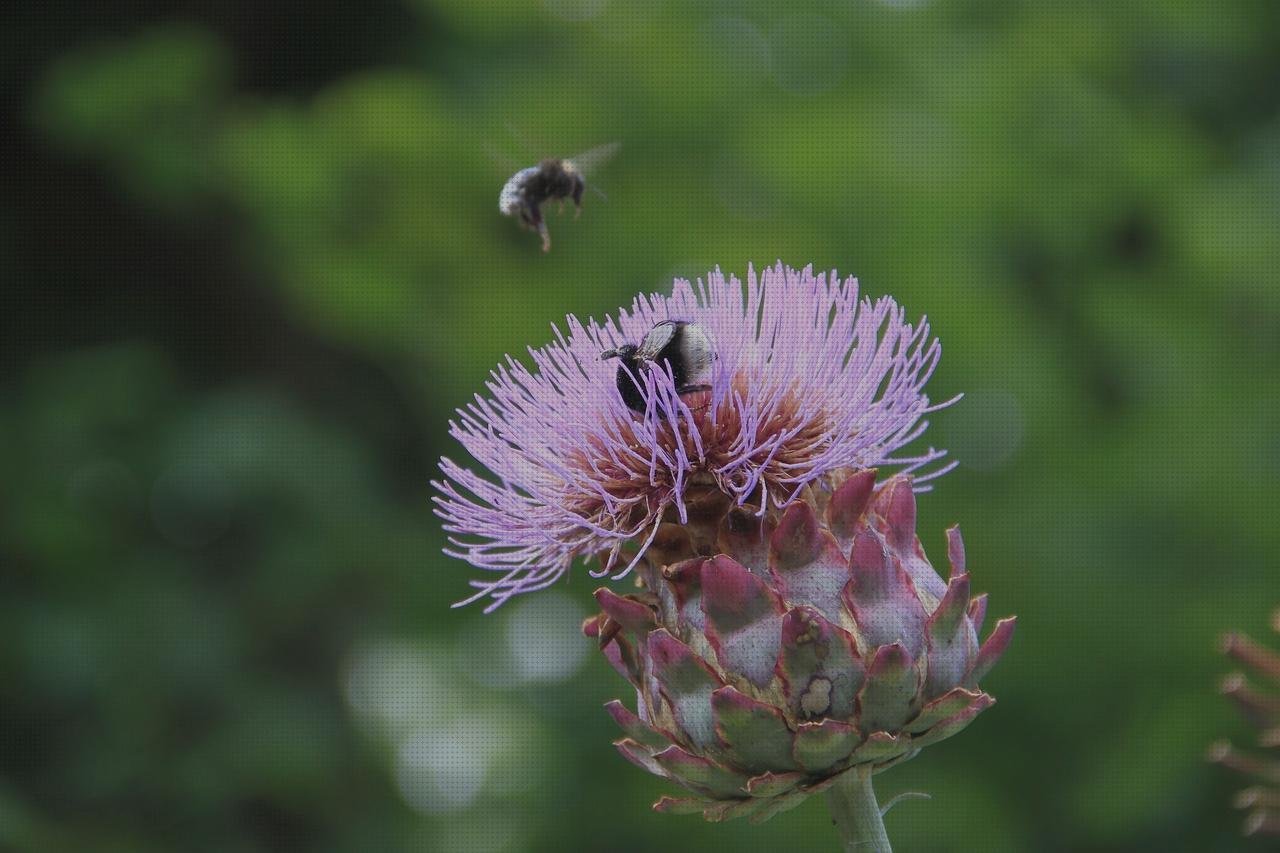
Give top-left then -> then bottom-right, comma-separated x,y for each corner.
4,1 -> 1276,850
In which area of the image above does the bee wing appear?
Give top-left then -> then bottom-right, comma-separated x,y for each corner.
495,121 -> 617,177
564,141 -> 621,178
635,320 -> 678,360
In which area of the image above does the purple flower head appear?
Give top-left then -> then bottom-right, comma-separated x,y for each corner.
433,263 -> 956,611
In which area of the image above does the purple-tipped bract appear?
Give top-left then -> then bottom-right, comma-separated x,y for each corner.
583,469 -> 1015,822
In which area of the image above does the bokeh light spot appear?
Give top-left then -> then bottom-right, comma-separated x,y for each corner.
344,639 -> 450,739
505,589 -> 589,684
395,725 -> 489,815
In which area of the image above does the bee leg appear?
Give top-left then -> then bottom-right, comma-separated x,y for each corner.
524,202 -> 543,229
677,384 -> 712,395
538,221 -> 551,253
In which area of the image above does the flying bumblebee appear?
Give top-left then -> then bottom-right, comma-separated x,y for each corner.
601,320 -> 715,414
498,142 -> 618,252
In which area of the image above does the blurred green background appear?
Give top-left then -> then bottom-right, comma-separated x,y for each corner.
4,1 -> 1279,850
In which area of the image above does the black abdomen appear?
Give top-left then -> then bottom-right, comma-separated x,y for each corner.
615,354 -> 648,413
656,325 -> 692,388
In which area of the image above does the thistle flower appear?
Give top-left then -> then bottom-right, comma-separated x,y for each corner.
434,264 -> 1016,848
1210,608 -> 1280,838
434,263 -> 952,612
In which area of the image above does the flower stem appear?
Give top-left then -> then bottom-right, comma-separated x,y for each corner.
826,766 -> 892,852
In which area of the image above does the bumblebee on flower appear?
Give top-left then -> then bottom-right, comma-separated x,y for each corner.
433,263 -> 1015,848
